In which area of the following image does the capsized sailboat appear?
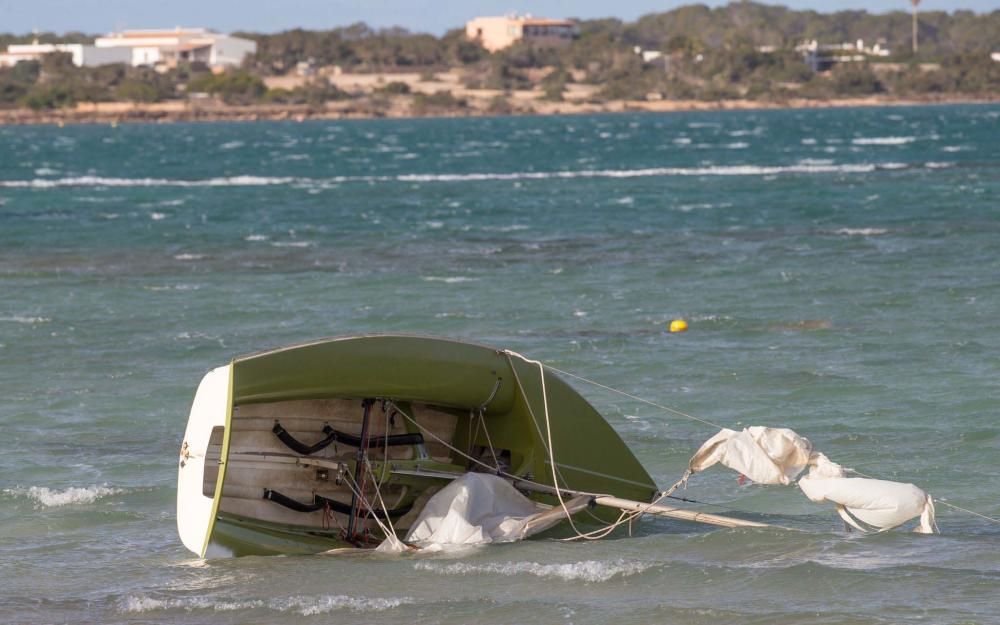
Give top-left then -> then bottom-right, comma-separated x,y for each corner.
177,334 -> 769,557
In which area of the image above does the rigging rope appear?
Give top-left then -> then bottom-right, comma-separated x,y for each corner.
542,362 -> 1000,529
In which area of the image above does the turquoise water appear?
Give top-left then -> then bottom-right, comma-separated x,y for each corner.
1,106 -> 998,624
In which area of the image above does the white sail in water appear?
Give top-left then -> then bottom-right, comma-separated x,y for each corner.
687,426 -> 814,485
686,427 -> 937,534
798,453 -> 938,534
379,473 -> 588,552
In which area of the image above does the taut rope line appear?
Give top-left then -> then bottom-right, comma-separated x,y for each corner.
543,362 -> 1000,528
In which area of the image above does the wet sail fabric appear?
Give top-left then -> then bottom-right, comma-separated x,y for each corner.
798,456 -> 937,534
686,430 -> 937,534
400,473 -> 588,548
688,426 -> 813,485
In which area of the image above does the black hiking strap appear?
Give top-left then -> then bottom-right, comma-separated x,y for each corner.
272,421 -> 424,456
262,488 -> 413,520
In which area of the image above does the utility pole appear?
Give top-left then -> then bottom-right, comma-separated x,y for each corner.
910,0 -> 920,54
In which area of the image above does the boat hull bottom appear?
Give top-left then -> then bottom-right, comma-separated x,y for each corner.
208,512 -> 359,557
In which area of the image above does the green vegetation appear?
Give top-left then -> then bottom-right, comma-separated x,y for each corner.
0,3 -> 997,114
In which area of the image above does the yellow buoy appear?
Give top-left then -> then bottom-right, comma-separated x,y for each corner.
669,319 -> 688,333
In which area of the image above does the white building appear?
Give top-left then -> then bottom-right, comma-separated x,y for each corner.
0,42 -> 131,68
94,28 -> 256,68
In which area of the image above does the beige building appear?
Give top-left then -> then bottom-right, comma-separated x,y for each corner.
465,15 -> 578,52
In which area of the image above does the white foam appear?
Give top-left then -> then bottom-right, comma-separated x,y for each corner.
5,484 -> 124,507
724,142 -> 749,149
395,163 -> 878,182
414,559 -> 656,583
150,212 -> 167,221
276,595 -> 415,615
0,315 -> 51,324
244,234 -> 269,241
119,596 -> 264,613
481,224 -> 529,232
925,162 -> 955,169
270,241 -> 313,248
851,136 -> 916,146
219,140 -> 245,150
0,162 -> 907,190
117,593 -> 415,615
832,228 -> 889,236
0,175 -> 297,188
173,253 -> 205,261
422,276 -> 479,284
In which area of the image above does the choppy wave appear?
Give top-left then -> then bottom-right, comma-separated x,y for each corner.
118,594 -> 414,614
0,175 -> 297,188
0,162 -> 926,190
413,559 -> 656,582
831,228 -> 889,236
422,276 -> 479,283
4,484 -> 124,507
851,136 -> 916,145
0,315 -> 52,324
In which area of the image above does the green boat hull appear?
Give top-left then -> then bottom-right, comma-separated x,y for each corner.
178,335 -> 658,557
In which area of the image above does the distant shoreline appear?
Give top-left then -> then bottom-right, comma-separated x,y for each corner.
1,94 -> 996,126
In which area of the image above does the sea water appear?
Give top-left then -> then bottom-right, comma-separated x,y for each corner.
1,105 -> 998,624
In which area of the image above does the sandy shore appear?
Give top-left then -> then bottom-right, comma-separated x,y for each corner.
0,93 -> 995,126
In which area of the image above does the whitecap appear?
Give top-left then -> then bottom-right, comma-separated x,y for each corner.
673,137 -> 692,145
122,589 -> 413,615
270,241 -> 313,248
925,162 -> 955,169
0,175 -> 298,188
481,224 -> 529,232
832,228 -> 889,236
851,136 -> 916,146
173,253 -> 205,260
219,140 -> 245,150
118,596 -> 264,613
5,484 -> 124,507
244,234 -> 269,241
422,276 -> 479,284
724,142 -> 749,149
275,595 -> 415,615
0,162 -> 907,191
0,315 -> 51,324
150,212 -> 167,221
413,559 -> 656,583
